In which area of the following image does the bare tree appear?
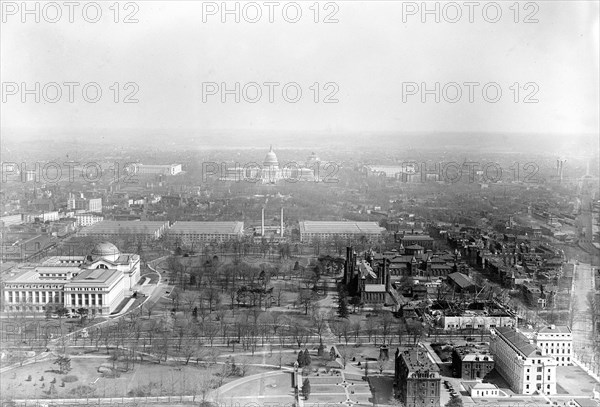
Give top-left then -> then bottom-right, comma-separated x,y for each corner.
311,310 -> 327,342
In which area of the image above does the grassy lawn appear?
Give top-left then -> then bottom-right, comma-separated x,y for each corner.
0,354 -> 279,401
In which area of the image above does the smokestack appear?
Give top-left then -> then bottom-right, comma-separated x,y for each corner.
280,207 -> 284,237
261,207 -> 265,236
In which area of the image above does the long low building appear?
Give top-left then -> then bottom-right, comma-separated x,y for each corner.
130,163 -> 182,176
169,221 -> 244,244
299,221 -> 385,243
439,312 -> 516,331
79,221 -> 169,240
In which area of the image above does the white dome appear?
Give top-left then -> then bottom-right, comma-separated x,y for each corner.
263,145 -> 279,167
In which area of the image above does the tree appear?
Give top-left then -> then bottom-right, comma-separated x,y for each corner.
569,300 -> 579,329
297,350 -> 305,367
302,378 -> 311,400
53,355 -> 71,374
76,307 -> 88,321
337,296 -> 349,318
311,310 -> 327,341
56,307 -> 69,319
445,395 -> 463,407
298,289 -> 315,315
330,346 -> 337,361
338,345 -> 349,369
303,349 -> 312,367
349,296 -> 362,313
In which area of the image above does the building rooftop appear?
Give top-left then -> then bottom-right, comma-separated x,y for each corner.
494,327 -> 541,357
80,221 -> 167,234
537,325 -> 571,334
364,284 -> 386,292
40,256 -> 86,266
401,235 -> 434,241
462,353 -> 493,362
397,349 -> 440,375
447,272 -> 476,289
299,221 -> 385,234
170,221 -> 244,234
4,267 -> 74,283
70,268 -> 121,285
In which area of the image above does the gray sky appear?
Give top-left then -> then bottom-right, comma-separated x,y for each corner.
1,1 -> 598,139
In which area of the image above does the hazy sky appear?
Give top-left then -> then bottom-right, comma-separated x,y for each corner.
1,0 -> 598,139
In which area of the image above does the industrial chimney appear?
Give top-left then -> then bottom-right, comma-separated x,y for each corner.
280,207 -> 284,237
261,207 -> 265,236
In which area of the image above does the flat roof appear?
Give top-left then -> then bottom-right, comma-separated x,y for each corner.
398,349 -> 440,373
4,268 -> 74,283
364,284 -> 386,292
70,268 -> 121,285
299,221 -> 385,234
537,325 -> 571,334
80,221 -> 167,234
401,235 -> 434,241
41,256 -> 85,266
169,221 -> 244,234
462,354 -> 494,362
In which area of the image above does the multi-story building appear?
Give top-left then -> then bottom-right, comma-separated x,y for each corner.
168,221 -> 244,244
439,311 -> 516,331
490,327 -> 557,395
0,214 -> 23,227
130,163 -> 182,176
533,325 -> 573,366
451,346 -> 495,380
74,213 -> 105,227
394,348 -> 441,407
299,221 -> 385,243
2,242 -> 140,316
68,197 -> 102,213
24,211 -> 60,223
400,235 -> 435,250
79,221 -> 169,241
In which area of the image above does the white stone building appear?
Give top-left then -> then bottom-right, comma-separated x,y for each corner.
2,242 -> 140,316
490,326 -> 558,395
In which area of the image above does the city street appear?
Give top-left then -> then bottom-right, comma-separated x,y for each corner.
571,261 -> 598,374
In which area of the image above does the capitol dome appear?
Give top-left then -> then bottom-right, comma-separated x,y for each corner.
90,241 -> 120,262
263,145 -> 279,168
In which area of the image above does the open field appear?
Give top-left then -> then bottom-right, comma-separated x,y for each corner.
0,355 -> 277,402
